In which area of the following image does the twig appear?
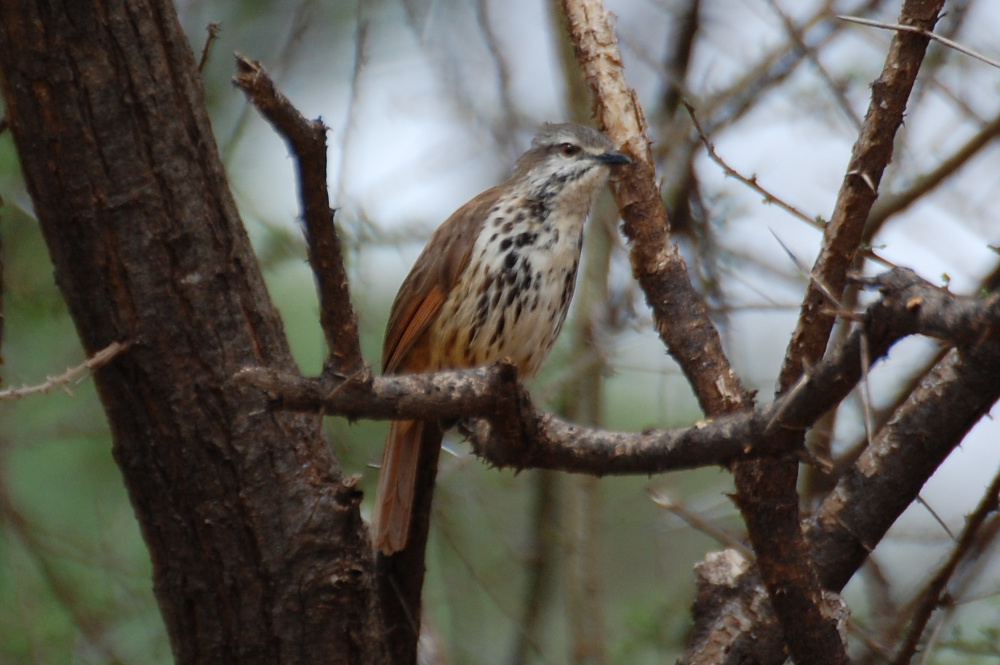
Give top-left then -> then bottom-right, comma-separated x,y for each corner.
737,5 -> 945,647
837,14 -> 1000,70
474,0 -> 519,146
867,110 -> 1000,234
914,494 -> 956,542
0,478 -> 125,662
0,341 -> 127,400
858,331 -> 875,449
767,0 -> 861,130
649,490 -> 752,558
893,467 -> 1000,664
331,8 -> 368,210
661,0 -> 701,117
198,22 -> 220,72
699,0 -> 873,135
233,54 -> 366,377
769,229 -> 845,312
686,101 -> 824,230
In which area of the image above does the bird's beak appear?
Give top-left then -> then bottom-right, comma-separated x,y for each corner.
595,151 -> 631,166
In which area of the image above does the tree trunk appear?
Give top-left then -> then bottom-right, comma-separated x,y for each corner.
0,1 -> 384,663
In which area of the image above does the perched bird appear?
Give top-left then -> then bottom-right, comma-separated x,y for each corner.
373,123 -> 630,555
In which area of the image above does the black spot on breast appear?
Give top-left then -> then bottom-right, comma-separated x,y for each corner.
502,220 -> 514,233
476,290 -> 490,328
530,199 -> 550,220
515,231 -> 537,247
516,258 -> 534,291
504,251 -> 518,271
500,237 -> 512,251
490,314 -> 506,346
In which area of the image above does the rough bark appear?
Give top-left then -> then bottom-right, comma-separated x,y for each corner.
0,2 -> 383,664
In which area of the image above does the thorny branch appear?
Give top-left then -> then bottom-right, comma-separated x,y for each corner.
241,268 -> 1000,477
233,54 -> 366,377
560,0 -> 839,660
838,14 -> 1000,69
0,341 -> 128,400
728,1 -> 945,662
892,468 -> 1000,664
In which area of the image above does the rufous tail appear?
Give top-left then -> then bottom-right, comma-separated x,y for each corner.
373,419 -> 423,554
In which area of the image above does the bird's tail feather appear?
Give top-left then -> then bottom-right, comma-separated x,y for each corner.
373,419 -> 423,554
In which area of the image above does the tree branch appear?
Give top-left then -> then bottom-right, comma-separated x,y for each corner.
782,0 -> 944,383
0,341 -> 127,400
709,1 -> 946,662
242,268 -> 1000,479
558,0 -> 752,418
892,466 -> 1000,664
233,54 -> 366,377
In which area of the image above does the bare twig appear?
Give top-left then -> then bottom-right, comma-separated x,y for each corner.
838,14 -> 1000,69
331,9 -> 368,211
0,477 -> 125,662
559,0 -> 750,413
767,0 -> 861,130
474,0 -> 519,145
770,229 -> 845,313
699,0 -> 880,135
0,341 -> 127,400
893,468 -> 1000,664
198,22 -> 220,72
867,110 -> 1000,234
727,5 -> 947,657
686,101 -> 824,231
892,473 -> 1000,665
661,0 -> 700,117
649,491 -> 751,558
233,54 -> 366,377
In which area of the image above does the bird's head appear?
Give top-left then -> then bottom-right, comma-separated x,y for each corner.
512,123 -> 631,208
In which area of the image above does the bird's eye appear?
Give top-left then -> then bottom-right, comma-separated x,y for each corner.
559,143 -> 581,156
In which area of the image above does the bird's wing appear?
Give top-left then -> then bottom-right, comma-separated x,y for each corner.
381,185 -> 506,374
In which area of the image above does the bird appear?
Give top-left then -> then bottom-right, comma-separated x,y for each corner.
373,123 -> 631,555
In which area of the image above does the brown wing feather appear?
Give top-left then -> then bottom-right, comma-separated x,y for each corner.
382,286 -> 445,374
380,184 -> 507,374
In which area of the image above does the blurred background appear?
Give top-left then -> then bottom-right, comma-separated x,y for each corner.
2,0 -> 1000,663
